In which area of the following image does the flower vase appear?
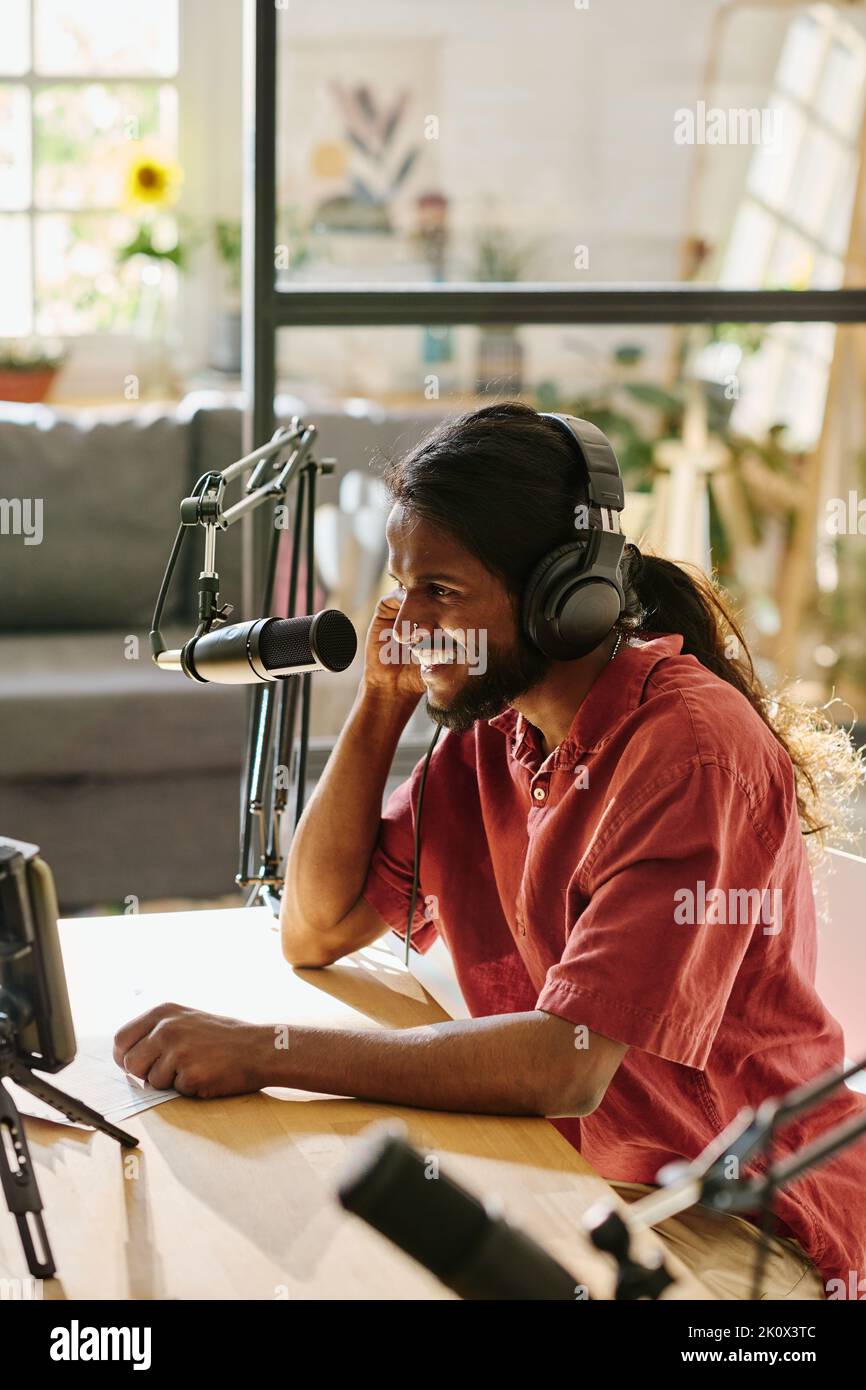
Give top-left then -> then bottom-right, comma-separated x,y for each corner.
133,259 -> 175,400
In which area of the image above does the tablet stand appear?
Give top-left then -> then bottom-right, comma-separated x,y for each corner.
0,1017 -> 137,1279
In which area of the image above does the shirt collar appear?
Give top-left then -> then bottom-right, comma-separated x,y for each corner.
486,632 -> 685,767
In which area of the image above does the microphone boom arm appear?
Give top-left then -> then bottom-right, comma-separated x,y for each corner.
150,420 -> 323,662
585,1053 -> 866,1299
149,416 -> 336,915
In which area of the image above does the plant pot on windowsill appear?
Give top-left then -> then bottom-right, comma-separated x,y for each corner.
210,307 -> 242,375
0,366 -> 59,403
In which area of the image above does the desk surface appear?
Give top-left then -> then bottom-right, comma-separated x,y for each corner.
0,908 -> 711,1300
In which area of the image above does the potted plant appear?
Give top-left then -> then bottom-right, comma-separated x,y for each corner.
0,338 -> 66,403
116,145 -> 186,397
472,224 -> 536,395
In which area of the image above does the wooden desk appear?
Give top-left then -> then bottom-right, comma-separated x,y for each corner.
0,908 -> 711,1300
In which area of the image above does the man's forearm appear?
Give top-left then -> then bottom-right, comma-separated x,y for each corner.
113,1001 -> 622,1111
283,683 -> 418,933
254,1010 -> 582,1118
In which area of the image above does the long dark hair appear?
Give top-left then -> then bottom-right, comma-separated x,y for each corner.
379,399 -> 864,844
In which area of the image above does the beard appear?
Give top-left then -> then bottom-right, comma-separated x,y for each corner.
423,629 -> 552,734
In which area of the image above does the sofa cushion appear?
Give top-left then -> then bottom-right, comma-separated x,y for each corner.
0,402 -> 191,630
0,626 -> 247,778
0,624 -> 376,779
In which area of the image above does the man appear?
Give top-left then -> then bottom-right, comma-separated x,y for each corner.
115,402 -> 866,1300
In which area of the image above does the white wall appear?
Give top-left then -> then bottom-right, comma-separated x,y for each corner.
176,0 -> 244,376
274,0 -> 724,281
270,0 -> 731,394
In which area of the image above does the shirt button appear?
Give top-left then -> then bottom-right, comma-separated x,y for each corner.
533,787 -> 546,801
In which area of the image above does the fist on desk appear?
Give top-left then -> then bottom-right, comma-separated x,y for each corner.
113,1002 -> 272,1098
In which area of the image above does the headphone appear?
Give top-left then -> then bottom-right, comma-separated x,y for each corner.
402,413 -> 627,965
522,413 -> 627,659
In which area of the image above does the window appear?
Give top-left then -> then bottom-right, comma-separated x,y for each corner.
722,7 -> 866,292
712,5 -> 866,447
0,0 -> 179,336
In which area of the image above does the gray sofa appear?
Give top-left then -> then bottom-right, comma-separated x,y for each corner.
0,397 -> 443,910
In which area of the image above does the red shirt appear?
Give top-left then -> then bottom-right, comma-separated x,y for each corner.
361,632 -> 866,1294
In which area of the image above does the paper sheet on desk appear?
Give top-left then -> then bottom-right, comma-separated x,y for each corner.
9,1037 -> 178,1129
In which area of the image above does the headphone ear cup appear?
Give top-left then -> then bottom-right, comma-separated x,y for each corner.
522,540 -> 588,659
523,539 -> 622,660
557,578 -> 622,657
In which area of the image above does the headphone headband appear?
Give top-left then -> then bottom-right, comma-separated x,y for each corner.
537,412 -> 625,517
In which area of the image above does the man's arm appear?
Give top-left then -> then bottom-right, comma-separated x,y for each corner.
113,1003 -> 628,1119
280,681 -> 419,967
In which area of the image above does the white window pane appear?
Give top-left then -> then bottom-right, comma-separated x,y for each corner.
812,253 -> 843,288
776,12 -> 823,101
774,346 -> 831,449
720,201 -> 776,285
822,147 -> 859,256
34,84 -> 177,209
34,210 -> 175,334
729,333 -> 787,438
729,327 -> 831,449
746,98 -> 803,211
798,320 -> 836,363
0,0 -> 31,76
815,38 -> 866,138
788,127 -> 843,240
0,86 -> 31,209
766,227 -> 814,289
0,215 -> 33,333
34,0 -> 178,76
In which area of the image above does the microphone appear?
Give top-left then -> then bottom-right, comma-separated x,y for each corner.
155,609 -> 357,684
337,1126 -> 586,1300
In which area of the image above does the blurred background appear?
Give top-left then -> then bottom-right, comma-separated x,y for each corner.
1,0 -> 865,913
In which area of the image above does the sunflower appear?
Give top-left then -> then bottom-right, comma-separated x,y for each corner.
124,150 -> 183,209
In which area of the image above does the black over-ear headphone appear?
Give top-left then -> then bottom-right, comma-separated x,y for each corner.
522,413 -> 626,660
401,413 -> 627,965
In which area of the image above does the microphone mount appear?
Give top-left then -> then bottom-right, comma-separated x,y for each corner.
584,1053 -> 866,1300
149,417 -> 337,914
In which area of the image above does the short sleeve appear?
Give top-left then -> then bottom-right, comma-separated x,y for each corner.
535,761 -> 779,1069
361,759 -> 440,956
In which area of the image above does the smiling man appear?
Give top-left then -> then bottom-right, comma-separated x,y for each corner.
114,401 -> 866,1301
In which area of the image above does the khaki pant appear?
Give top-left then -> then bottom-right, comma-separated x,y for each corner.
609,1181 -> 826,1301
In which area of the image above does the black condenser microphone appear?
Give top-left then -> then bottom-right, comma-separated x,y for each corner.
337,1126 -> 586,1300
156,609 -> 357,684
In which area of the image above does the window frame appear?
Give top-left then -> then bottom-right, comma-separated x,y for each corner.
0,0 -> 180,337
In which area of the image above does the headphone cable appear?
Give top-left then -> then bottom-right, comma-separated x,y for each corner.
404,722 -> 443,968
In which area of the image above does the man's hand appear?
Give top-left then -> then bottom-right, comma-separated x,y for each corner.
113,1003 -> 272,1098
